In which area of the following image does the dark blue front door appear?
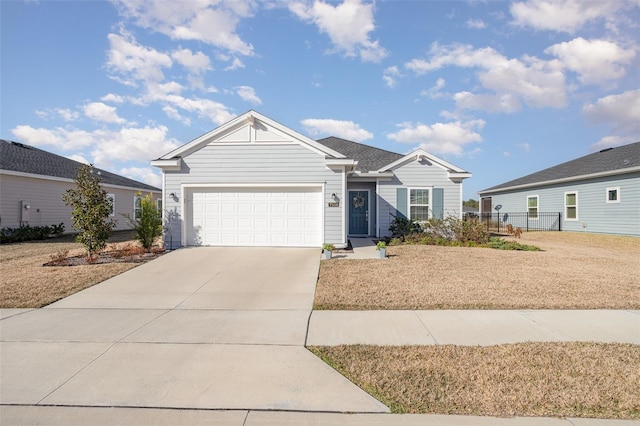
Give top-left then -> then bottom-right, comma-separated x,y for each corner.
349,190 -> 369,235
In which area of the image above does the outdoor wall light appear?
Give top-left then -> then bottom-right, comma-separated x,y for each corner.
331,193 -> 338,201
169,192 -> 179,201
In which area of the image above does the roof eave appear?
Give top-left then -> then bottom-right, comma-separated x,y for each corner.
151,158 -> 182,171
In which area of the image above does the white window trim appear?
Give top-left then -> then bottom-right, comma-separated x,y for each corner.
527,195 -> 539,220
606,187 -> 620,204
106,193 -> 115,216
134,195 -> 142,220
564,191 -> 578,221
408,187 -> 432,222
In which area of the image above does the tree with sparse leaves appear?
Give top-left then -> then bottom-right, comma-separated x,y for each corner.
62,164 -> 116,256
124,192 -> 162,251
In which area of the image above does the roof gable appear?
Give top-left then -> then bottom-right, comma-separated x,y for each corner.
157,110 -> 345,161
0,139 -> 160,192
480,141 -> 640,194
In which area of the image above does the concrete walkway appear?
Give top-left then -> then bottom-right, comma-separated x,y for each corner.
329,237 -> 383,259
308,309 -> 640,346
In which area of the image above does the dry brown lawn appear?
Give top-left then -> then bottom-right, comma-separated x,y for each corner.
315,232 -> 640,310
311,343 -> 640,419
0,231 -> 151,308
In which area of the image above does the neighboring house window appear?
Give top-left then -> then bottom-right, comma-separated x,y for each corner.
134,195 -> 142,220
409,188 -> 430,221
106,194 -> 115,216
606,187 -> 620,203
527,195 -> 539,219
565,192 -> 578,220
156,199 -> 163,218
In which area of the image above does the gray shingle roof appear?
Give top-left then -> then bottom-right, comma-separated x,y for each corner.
0,139 -> 160,192
315,136 -> 403,172
480,141 -> 640,193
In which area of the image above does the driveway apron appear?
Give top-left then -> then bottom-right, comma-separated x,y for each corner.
0,247 -> 388,413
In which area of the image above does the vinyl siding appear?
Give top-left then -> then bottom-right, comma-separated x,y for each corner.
163,143 -> 344,248
485,172 -> 640,236
377,160 -> 463,237
0,173 -> 157,232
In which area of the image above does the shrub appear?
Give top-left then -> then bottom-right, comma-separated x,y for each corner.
485,237 -> 541,251
423,216 -> 490,245
123,193 -> 162,252
389,214 -> 421,241
62,164 -> 116,256
0,223 -> 66,244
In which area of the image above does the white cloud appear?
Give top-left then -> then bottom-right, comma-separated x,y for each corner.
465,19 -> 486,29
387,120 -> 485,156
83,102 -> 126,124
11,124 -> 181,172
235,86 -> 262,105
11,125 -> 95,150
518,142 -> 531,153
510,0 -> 624,33
420,78 -> 446,99
162,106 -> 191,125
383,66 -> 401,88
583,89 -> 640,149
161,94 -> 235,125
289,0 -> 387,62
171,48 -> 212,74
406,43 -> 566,111
106,30 -> 172,84
224,57 -> 245,71
101,93 -> 124,103
545,37 -> 635,85
113,0 -> 255,56
120,166 -> 162,188
56,108 -> 80,121
301,118 -> 373,142
453,91 -> 521,113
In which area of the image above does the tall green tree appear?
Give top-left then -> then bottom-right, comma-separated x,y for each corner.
62,164 -> 116,256
124,192 -> 162,251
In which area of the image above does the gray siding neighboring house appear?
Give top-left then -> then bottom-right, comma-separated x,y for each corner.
478,142 -> 640,236
152,111 -> 471,248
0,139 -> 161,232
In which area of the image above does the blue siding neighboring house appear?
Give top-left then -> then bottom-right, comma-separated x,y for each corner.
478,142 -> 640,236
152,110 -> 471,248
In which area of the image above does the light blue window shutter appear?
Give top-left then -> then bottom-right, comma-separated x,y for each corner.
396,188 -> 408,219
432,188 -> 444,219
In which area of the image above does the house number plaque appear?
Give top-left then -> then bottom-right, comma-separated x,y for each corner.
328,202 -> 340,207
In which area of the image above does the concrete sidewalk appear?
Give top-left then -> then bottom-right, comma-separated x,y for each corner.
2,406 -> 639,425
307,309 -> 640,346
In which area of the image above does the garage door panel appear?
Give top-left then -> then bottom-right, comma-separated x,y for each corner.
187,187 -> 322,247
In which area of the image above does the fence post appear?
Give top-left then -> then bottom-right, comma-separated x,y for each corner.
558,212 -> 561,232
526,212 -> 529,232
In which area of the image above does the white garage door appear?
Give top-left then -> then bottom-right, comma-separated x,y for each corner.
187,187 -> 322,247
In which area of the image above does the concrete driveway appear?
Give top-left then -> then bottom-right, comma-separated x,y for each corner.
0,247 -> 388,413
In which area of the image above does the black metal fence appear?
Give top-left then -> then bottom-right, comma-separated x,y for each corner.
465,212 -> 562,232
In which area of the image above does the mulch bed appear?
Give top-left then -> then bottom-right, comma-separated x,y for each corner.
43,250 -> 165,267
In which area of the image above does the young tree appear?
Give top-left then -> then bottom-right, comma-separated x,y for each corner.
62,164 -> 116,256
125,192 -> 162,251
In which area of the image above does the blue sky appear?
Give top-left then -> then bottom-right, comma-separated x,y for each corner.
1,0 -> 638,199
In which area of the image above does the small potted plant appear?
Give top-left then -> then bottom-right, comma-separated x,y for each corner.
376,240 -> 387,258
322,243 -> 335,259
